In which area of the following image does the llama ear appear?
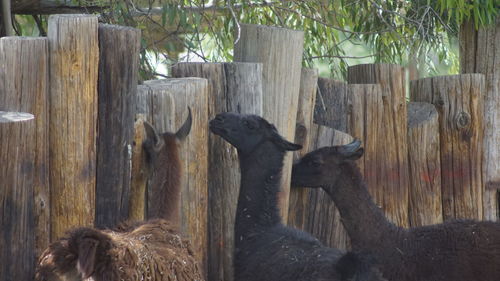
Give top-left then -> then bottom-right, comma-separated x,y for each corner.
76,237 -> 99,279
143,121 -> 164,152
275,137 -> 302,151
175,106 -> 192,141
337,139 -> 364,161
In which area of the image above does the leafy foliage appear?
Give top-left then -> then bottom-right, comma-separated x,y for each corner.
11,0 -> 500,79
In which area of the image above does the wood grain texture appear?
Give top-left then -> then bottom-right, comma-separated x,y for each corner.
347,64 -> 410,227
0,112 -> 36,281
345,84 -> 383,212
314,78 -> 348,131
288,68 -> 318,230
95,24 -> 141,228
129,114 -> 147,222
136,78 -> 209,276
305,124 -> 353,250
411,74 -> 485,220
407,102 -> 443,226
459,19 -> 500,220
234,24 -> 304,222
0,37 -> 50,256
48,14 -> 99,240
172,62 -> 263,281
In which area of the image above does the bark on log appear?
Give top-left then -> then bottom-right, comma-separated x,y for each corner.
347,64 -> 410,227
48,14 -> 99,239
314,78 -> 348,131
411,74 -> 485,220
288,68 -> 319,230
136,78 -> 209,276
305,124 -> 353,250
407,102 -> 443,226
129,114 -> 148,222
95,24 -> 140,228
459,19 -> 500,221
171,62 -> 263,281
0,37 -> 50,256
0,112 -> 36,281
234,24 -> 304,222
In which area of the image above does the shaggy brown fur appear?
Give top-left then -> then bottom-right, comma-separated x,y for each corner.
292,141 -> 500,281
35,219 -> 203,281
143,108 -> 191,225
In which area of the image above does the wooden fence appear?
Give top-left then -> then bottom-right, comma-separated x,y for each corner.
0,14 -> 499,281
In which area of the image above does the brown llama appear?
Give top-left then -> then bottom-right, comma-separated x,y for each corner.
291,140 -> 500,281
36,108 -> 204,281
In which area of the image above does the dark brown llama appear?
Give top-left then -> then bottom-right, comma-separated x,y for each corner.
36,108 -> 204,281
291,140 -> 500,281
209,112 -> 386,281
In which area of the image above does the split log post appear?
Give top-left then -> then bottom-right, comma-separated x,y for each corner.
136,78 -> 209,275
95,24 -> 141,228
171,62 -> 263,281
314,78 -> 348,130
305,124 -> 353,250
407,102 -> 443,226
234,24 -> 304,222
288,68 -> 319,230
347,64 -> 410,227
460,19 -> 500,220
48,14 -> 99,239
0,37 -> 50,256
410,74 -> 485,220
0,112 -> 36,281
129,114 -> 148,222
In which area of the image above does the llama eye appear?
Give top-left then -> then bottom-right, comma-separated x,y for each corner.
244,120 -> 255,130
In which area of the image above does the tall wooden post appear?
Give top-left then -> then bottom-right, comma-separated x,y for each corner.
314,78 -> 348,130
172,62 -> 263,281
129,114 -> 148,222
234,24 -> 304,222
460,19 -> 500,220
0,112 -> 36,281
411,74 -> 485,220
347,64 -> 410,227
136,78 -> 209,276
407,102 -> 443,226
288,68 -> 318,230
0,37 -> 50,256
48,14 -> 99,239
95,24 -> 141,228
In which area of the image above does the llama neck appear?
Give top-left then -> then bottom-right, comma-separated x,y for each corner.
324,162 -> 400,250
147,139 -> 181,226
235,142 -> 284,242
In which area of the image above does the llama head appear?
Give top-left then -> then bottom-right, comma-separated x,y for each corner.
143,107 -> 192,165
209,112 -> 301,154
291,139 -> 364,188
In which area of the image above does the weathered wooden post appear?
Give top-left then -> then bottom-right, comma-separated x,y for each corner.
347,64 -> 410,227
129,114 -> 148,222
407,102 -> 443,226
411,74 -> 485,220
305,124 -> 353,250
314,78 -> 348,130
48,14 -> 99,239
234,24 -> 304,221
136,78 -> 209,275
460,19 -> 500,220
0,37 -> 50,255
171,62 -> 263,281
288,68 -> 319,230
95,24 -> 141,228
0,112 -> 36,281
